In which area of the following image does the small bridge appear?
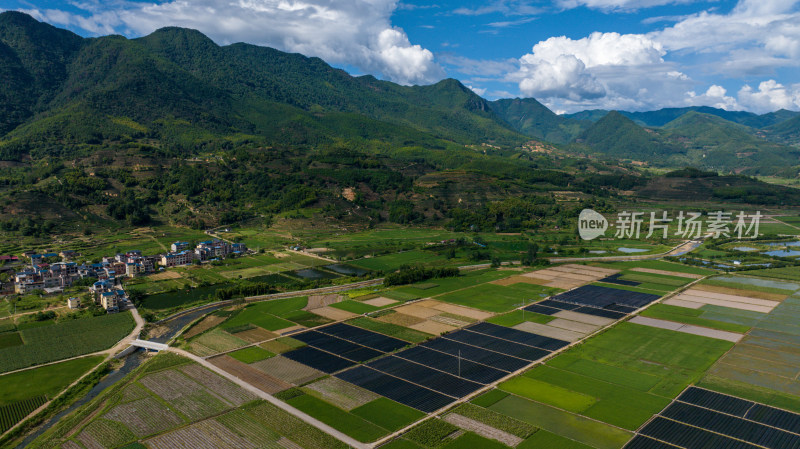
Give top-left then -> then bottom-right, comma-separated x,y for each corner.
131,339 -> 169,352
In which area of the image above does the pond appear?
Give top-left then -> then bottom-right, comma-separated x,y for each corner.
588,250 -> 607,254
291,268 -> 341,280
715,275 -> 800,291
764,241 -> 800,247
762,249 -> 800,257
324,264 -> 370,276
617,247 -> 649,253
732,247 -> 758,252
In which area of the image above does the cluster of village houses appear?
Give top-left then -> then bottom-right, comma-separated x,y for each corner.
7,239 -> 247,313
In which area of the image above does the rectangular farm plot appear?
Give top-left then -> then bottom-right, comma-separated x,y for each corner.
309,306 -> 358,321
280,323 -> 408,374
367,356 -> 485,397
521,264 -> 617,290
138,369 -> 232,421
513,322 -> 585,342
435,283 -> 560,313
335,365 -> 454,413
552,284 -> 661,310
145,419 -> 255,449
303,376 -> 380,411
392,345 -> 509,384
104,396 -> 184,438
251,356 -> 325,385
629,316 -> 744,342
317,322 -> 410,352
292,330 -> 384,362
208,355 -> 292,394
674,287 -> 781,313
465,322 -> 570,351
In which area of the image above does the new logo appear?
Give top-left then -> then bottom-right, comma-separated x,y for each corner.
578,209 -> 608,241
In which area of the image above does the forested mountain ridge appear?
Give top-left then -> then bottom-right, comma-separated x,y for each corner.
0,11 -> 525,160
490,96 -> 800,175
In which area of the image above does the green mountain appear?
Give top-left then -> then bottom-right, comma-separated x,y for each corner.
658,112 -> 800,174
489,98 -> 588,144
0,13 -> 525,160
576,111 -> 676,162
765,115 -> 800,147
563,106 -> 800,129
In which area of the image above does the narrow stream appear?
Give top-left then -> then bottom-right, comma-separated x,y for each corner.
17,350 -> 148,448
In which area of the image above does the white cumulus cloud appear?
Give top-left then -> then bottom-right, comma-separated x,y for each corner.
510,32 -> 686,110
686,85 -> 740,110
21,0 -> 444,85
738,80 -> 800,113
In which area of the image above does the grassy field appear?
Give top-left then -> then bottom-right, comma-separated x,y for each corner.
228,346 -> 275,363
331,300 -> 381,315
550,322 -> 733,397
479,320 -> 735,445
0,313 -> 134,373
518,430 -> 594,449
745,267 -> 800,282
393,270 -> 512,298
517,365 -> 671,430
139,284 -> 231,310
350,250 -> 449,272
487,310 -> 555,327
640,304 -> 752,333
351,397 -> 425,432
435,283 -> 562,313
347,317 -> 430,343
591,259 -> 716,276
0,356 -> 103,405
489,395 -> 632,449
209,297 -> 317,335
0,355 -> 103,434
285,393 -> 389,442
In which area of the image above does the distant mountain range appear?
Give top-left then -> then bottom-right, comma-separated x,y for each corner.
489,98 -> 800,175
1,10 -> 799,176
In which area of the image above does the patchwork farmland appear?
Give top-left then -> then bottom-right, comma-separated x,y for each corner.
23,260 -> 800,449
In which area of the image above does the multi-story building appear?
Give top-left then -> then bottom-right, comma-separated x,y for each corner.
171,241 -> 190,252
194,240 -> 247,261
161,250 -> 194,267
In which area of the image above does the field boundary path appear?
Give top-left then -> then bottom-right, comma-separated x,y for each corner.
167,347 -> 370,449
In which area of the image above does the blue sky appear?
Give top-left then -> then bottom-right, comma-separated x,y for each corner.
5,0 -> 800,113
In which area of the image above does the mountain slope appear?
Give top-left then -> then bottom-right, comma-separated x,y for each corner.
562,106 -> 800,129
658,112 -> 800,173
0,13 -> 525,159
489,98 -> 588,144
576,111 -> 676,161
136,27 -> 523,145
765,114 -> 800,147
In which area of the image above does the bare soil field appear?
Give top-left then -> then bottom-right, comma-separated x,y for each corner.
180,364 -> 257,406
184,315 -> 227,339
251,356 -> 324,385
232,326 -> 278,343
303,377 -> 379,411
209,355 -> 291,394
104,396 -> 184,437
